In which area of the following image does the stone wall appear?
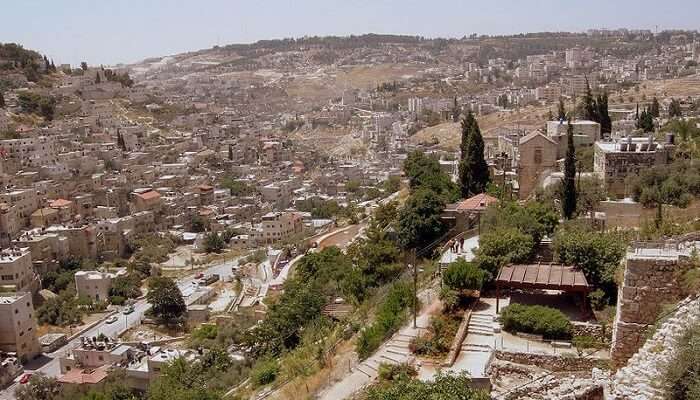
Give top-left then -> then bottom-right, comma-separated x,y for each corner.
571,321 -> 609,343
610,252 -> 692,368
492,361 -> 609,400
611,296 -> 700,399
494,350 -> 609,372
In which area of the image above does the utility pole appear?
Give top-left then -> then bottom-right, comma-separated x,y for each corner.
408,248 -> 417,329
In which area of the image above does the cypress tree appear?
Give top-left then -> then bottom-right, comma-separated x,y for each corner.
95,72 -> 101,84
459,111 -> 474,160
0,91 -> 5,108
452,97 -> 461,122
650,97 -> 660,118
582,77 -> 598,122
228,144 -> 233,161
562,118 -> 577,219
117,129 -> 126,151
669,98 -> 682,118
459,111 -> 490,197
557,98 -> 566,120
596,92 -> 611,135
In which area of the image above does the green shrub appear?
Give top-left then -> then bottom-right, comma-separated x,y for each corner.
377,362 -> 417,382
109,295 -> 126,306
588,289 -> 606,311
356,281 -> 414,360
409,315 -> 459,357
251,358 -> 279,387
439,287 -> 459,312
192,324 -> 218,340
665,323 -> 700,399
500,304 -> 572,339
442,259 -> 486,292
475,227 -> 535,279
572,335 -> 603,356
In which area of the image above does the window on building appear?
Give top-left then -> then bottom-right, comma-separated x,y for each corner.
534,148 -> 543,164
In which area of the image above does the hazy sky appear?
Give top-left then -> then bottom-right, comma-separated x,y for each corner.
2,0 -> 699,66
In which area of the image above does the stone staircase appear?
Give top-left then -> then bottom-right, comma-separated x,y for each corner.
353,331 -> 418,378
466,312 -> 497,337
455,311 -> 497,377
238,285 -> 260,308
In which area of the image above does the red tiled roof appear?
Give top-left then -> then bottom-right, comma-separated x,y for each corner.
455,193 -> 499,212
134,190 -> 161,201
50,199 -> 72,208
496,263 -> 590,292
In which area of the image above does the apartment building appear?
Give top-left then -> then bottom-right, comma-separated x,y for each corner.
535,85 -> 562,102
260,181 -> 294,209
45,224 -> 97,260
0,189 -> 40,227
0,292 -> 40,363
594,136 -> 674,197
75,270 -> 125,302
546,120 -> 602,157
0,249 -> 39,294
58,338 -> 199,391
0,136 -> 59,171
252,212 -> 303,245
562,75 -> 598,97
0,203 -> 20,245
130,189 -> 162,214
12,231 -> 69,275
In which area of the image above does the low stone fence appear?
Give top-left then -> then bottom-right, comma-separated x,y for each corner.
494,350 -> 610,372
491,361 -> 608,400
442,308 -> 472,367
571,321 -> 610,343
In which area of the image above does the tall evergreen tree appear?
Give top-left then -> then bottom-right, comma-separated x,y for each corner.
562,118 -> 577,219
116,129 -> 126,151
458,111 -> 490,197
557,98 -> 566,120
650,97 -> 660,118
669,98 -> 683,118
459,111 -> 474,160
228,144 -> 233,160
95,72 -> 101,84
637,108 -> 655,132
43,55 -> 50,72
581,77 -> 598,122
596,92 -> 612,135
0,91 -> 5,108
452,97 -> 461,122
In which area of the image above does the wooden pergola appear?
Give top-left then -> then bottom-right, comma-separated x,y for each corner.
495,263 -> 591,313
